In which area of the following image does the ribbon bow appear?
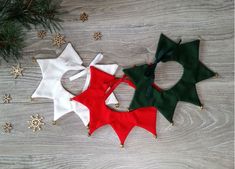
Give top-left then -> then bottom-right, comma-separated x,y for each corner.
69,53 -> 104,91
144,38 -> 182,98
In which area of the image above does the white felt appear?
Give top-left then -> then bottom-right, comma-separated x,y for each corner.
31,43 -> 118,126
69,53 -> 118,104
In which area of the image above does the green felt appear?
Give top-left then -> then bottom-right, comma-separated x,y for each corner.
123,34 -> 216,123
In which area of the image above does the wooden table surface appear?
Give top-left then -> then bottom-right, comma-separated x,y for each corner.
0,0 -> 234,168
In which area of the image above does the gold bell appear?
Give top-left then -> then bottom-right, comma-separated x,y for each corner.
200,105 -> 203,110
115,103 -> 119,108
120,144 -> 124,148
32,57 -> 37,63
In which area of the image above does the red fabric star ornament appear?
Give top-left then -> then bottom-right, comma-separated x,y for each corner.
72,66 -> 157,147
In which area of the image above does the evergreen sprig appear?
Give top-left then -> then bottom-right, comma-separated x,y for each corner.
0,0 -> 63,62
0,22 -> 24,61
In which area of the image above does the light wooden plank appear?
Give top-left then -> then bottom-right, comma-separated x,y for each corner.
0,0 -> 233,168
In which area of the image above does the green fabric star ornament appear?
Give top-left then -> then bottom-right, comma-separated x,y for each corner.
123,34 -> 217,123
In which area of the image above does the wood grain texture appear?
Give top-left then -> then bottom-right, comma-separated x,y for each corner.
0,0 -> 234,168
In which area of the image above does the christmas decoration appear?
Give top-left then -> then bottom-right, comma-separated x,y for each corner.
72,67 -> 157,147
52,33 -> 66,47
69,52 -> 118,93
93,32 -> 102,41
32,57 -> 37,63
2,122 -> 13,133
37,30 -> 47,39
31,43 -> 118,126
2,94 -> 12,103
52,120 -> 56,125
28,114 -> 45,132
80,12 -> 88,22
0,0 -> 62,62
10,64 -> 24,79
115,103 -> 120,108
123,33 -> 216,123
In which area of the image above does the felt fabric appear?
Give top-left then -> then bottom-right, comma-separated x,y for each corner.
72,66 -> 157,146
32,43 -> 118,126
123,34 -> 216,123
69,52 -> 119,105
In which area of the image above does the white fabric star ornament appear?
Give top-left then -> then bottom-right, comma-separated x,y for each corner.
31,43 -> 118,126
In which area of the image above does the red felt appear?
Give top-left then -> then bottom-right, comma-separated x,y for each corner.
72,66 -> 157,145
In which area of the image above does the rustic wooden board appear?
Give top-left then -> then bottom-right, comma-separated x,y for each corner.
0,0 -> 234,168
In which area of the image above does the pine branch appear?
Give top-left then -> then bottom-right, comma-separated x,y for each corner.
5,0 -> 63,32
0,0 -> 63,61
0,21 -> 24,62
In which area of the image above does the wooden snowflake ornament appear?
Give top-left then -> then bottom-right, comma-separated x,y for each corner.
93,32 -> 102,41
28,114 -> 45,132
52,33 -> 66,47
37,30 -> 47,39
80,12 -> 88,22
2,122 -> 13,133
10,64 -> 24,79
2,94 -> 12,103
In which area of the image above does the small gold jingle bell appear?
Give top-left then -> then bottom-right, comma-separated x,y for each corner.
214,73 -> 219,78
200,105 -> 204,110
52,120 -> 57,125
115,103 -> 120,108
